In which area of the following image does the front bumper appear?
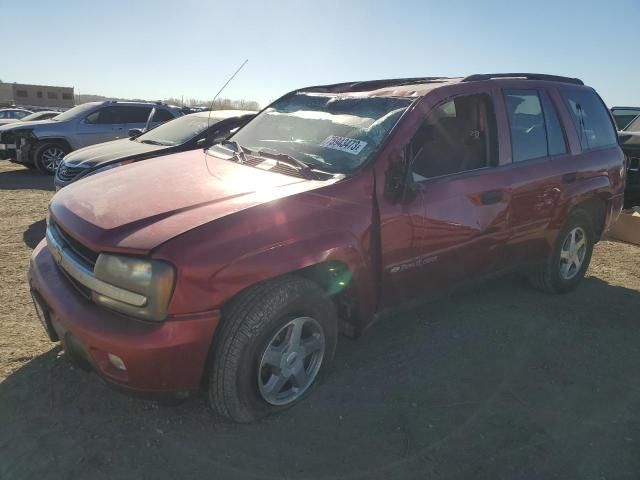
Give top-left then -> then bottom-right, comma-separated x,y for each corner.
28,240 -> 221,394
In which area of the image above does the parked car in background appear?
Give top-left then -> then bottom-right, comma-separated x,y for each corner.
611,106 -> 640,131
0,108 -> 33,125
55,110 -> 256,188
618,115 -> 640,206
0,101 -> 182,173
29,73 -> 624,422
18,110 -> 60,122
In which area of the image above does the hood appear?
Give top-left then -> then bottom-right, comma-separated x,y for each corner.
51,149 -> 337,253
0,119 -> 60,132
63,138 -> 166,168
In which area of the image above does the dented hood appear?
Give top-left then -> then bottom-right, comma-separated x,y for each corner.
50,149 -> 332,253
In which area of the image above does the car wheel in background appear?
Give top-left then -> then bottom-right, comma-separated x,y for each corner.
34,143 -> 69,175
208,276 -> 338,422
528,209 -> 595,293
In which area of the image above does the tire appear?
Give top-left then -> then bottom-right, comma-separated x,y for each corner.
208,276 -> 338,422
34,142 -> 69,175
528,209 -> 594,293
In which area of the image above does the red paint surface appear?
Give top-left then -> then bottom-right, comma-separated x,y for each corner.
30,77 -> 625,394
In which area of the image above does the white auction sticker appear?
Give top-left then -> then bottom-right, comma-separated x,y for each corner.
321,135 -> 367,155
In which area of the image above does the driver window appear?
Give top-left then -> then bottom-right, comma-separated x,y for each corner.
85,107 -> 117,125
410,93 -> 498,181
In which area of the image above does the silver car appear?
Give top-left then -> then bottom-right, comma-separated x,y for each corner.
0,101 -> 182,174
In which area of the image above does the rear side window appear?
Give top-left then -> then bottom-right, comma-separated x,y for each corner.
539,91 -> 567,157
119,106 -> 152,123
504,90 -> 547,162
505,89 -> 568,162
152,109 -> 175,123
564,89 -> 617,151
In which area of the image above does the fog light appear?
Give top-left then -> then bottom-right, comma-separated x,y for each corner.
108,353 -> 127,371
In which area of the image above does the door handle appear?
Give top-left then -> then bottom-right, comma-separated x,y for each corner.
481,190 -> 503,205
562,172 -> 577,184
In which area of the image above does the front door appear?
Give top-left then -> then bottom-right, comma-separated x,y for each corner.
379,91 -> 510,307
76,106 -> 127,148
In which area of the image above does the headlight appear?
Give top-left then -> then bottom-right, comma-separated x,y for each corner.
92,254 -> 175,321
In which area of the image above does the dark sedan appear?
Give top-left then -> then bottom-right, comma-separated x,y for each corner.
54,110 -> 255,189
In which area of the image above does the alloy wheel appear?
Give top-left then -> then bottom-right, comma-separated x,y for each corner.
41,147 -> 66,172
257,316 -> 325,406
559,226 -> 587,280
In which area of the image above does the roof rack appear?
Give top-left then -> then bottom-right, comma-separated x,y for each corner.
462,73 -> 584,85
303,77 -> 455,94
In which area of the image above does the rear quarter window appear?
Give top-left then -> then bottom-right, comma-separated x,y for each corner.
563,89 -> 617,151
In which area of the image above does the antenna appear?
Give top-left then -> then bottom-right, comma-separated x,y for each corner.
206,59 -> 249,133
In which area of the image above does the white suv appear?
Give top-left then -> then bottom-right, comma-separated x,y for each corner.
0,101 -> 182,174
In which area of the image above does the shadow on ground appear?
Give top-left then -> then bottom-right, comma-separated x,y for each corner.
23,219 -> 46,249
0,167 -> 54,191
2,276 -> 640,480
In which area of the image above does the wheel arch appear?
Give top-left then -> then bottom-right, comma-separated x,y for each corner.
34,137 -> 73,152
207,235 -> 376,336
569,195 -> 608,240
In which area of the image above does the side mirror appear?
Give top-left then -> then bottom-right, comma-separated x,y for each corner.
128,128 -> 143,138
384,146 -> 416,203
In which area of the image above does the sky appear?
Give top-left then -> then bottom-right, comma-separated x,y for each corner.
3,0 -> 639,108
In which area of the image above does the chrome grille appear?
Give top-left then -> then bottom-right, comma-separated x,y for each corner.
56,164 -> 86,182
50,221 -> 98,266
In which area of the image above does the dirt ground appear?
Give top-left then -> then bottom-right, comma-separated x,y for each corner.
1,161 -> 640,480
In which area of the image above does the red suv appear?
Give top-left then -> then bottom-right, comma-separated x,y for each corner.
29,73 -> 625,422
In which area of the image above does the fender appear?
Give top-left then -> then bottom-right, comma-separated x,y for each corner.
212,231 -> 375,326
550,174 -> 612,231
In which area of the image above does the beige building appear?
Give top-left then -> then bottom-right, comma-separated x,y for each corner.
0,82 -> 75,108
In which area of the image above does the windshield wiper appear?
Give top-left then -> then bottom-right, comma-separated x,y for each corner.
221,140 -> 248,163
254,149 -> 320,179
139,139 -> 167,146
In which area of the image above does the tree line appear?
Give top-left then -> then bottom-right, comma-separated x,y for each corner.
76,94 -> 260,111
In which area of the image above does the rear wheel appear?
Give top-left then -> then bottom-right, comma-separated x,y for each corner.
528,209 -> 594,293
34,142 -> 68,175
208,276 -> 337,422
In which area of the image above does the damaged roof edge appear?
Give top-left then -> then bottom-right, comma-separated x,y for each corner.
299,77 -> 462,94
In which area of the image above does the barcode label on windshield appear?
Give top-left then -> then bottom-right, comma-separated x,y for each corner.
321,135 -> 367,155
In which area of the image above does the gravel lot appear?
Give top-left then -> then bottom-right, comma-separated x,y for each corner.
1,161 -> 639,480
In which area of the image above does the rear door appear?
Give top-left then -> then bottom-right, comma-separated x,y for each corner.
500,87 -> 569,264
119,106 -> 153,134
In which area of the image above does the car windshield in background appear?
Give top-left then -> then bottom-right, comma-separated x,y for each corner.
21,112 -> 58,122
52,103 -> 98,122
624,115 -> 640,132
137,114 -> 212,146
217,93 -> 412,173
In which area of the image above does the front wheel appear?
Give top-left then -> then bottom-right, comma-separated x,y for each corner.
528,209 -> 594,293
34,143 -> 69,175
208,276 -> 338,422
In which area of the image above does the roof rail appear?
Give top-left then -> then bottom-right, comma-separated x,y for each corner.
303,76 -> 455,94
462,73 -> 584,85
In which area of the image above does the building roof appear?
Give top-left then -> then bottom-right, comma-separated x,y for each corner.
0,82 -> 73,90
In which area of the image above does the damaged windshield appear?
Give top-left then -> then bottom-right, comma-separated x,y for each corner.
213,92 -> 412,173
